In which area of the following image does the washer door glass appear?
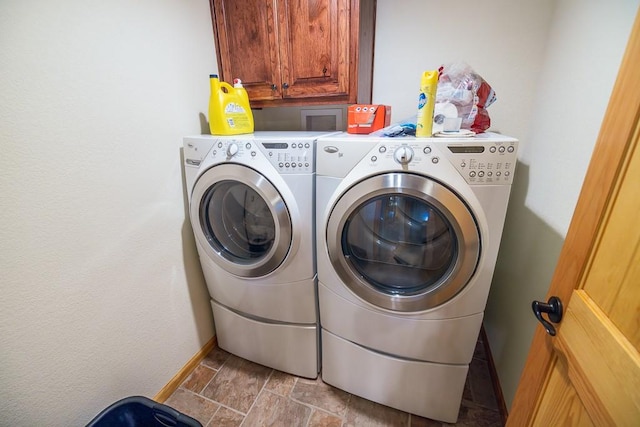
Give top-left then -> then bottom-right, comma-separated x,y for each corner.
327,173 -> 480,312
191,164 -> 292,277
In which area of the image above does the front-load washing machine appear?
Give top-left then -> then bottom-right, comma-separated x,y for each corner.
184,131 -> 335,379
315,132 -> 518,422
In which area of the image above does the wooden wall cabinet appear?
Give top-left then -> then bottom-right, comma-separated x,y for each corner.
210,0 -> 374,108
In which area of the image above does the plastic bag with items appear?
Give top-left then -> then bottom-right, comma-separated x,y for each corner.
435,62 -> 496,134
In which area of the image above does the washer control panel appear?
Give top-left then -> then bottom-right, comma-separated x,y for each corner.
207,138 -> 314,174
259,140 -> 314,173
368,139 -> 518,185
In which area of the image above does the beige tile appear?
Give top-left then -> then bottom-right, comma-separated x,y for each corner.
265,370 -> 298,396
243,390 -> 312,426
308,409 -> 344,427
207,406 -> 244,427
410,414 -> 444,427
473,339 -> 487,361
201,354 -> 272,413
291,379 -> 350,417
467,358 -> 498,410
182,364 -> 217,394
201,346 -> 231,370
450,401 -> 502,427
344,395 -> 409,427
164,388 -> 219,426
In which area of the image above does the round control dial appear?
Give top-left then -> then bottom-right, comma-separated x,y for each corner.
226,142 -> 239,157
393,146 -> 414,165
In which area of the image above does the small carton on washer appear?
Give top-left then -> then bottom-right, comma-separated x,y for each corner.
347,104 -> 391,134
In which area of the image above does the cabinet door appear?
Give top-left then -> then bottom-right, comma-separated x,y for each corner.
276,0 -> 357,104
211,0 -> 282,101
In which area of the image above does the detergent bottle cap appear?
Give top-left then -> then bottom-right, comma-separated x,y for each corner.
233,78 -> 243,88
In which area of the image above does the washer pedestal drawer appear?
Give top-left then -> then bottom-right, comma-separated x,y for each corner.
321,329 -> 467,423
211,300 -> 319,379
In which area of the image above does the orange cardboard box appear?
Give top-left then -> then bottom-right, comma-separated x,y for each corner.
347,104 -> 391,134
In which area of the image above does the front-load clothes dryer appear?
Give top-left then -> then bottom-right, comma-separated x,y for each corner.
184,131 -> 335,379
315,132 -> 518,422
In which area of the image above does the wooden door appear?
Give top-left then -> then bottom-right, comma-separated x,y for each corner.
507,8 -> 640,426
211,0 -> 283,101
276,0 -> 358,103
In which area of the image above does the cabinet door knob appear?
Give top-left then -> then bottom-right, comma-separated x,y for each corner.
282,82 -> 289,90
322,66 -> 327,76
271,84 -> 277,91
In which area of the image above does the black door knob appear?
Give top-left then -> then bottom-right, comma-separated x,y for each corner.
532,296 -> 563,336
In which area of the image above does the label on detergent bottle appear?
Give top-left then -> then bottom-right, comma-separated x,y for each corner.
224,102 -> 251,129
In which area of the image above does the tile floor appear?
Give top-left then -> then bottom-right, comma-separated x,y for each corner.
165,336 -> 503,427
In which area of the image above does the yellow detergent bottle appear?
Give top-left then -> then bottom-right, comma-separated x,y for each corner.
208,74 -> 254,135
415,70 -> 439,137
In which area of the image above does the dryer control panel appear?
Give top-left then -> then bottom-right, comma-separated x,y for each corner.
442,140 -> 518,185
358,138 -> 518,185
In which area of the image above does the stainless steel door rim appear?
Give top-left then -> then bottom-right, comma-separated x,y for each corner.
326,172 -> 480,312
190,163 -> 292,277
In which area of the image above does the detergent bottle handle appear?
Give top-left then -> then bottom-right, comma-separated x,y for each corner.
219,81 -> 234,93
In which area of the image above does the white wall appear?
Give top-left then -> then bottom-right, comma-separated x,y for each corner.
0,1 -> 216,425
373,0 -> 638,410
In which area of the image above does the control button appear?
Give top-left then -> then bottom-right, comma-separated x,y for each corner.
285,162 -> 290,168
423,146 -> 432,154
478,171 -> 485,177
489,146 -> 496,153
251,151 -> 256,157
212,150 -> 217,156
291,163 -> 296,168
460,162 -> 466,168
245,143 -> 251,149
507,146 -> 515,153
432,157 -> 439,164
487,171 -> 493,177
505,171 -> 511,177
269,151 -> 273,157
496,171 -> 502,177
305,143 -> 310,148
279,162 -> 284,168
305,163 -> 309,167
218,142 -> 223,148
371,156 -> 377,162
469,171 -> 476,177
379,146 -> 387,153
292,143 -> 297,148
499,146 -> 506,153
298,163 -> 303,167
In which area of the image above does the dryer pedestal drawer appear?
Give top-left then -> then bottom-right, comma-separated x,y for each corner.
211,300 -> 319,379
321,329 -> 467,423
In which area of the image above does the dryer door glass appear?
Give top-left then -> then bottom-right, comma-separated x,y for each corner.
191,164 -> 292,278
327,172 -> 480,312
343,194 -> 456,294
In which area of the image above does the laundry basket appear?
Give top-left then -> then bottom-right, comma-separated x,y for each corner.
86,396 -> 202,427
